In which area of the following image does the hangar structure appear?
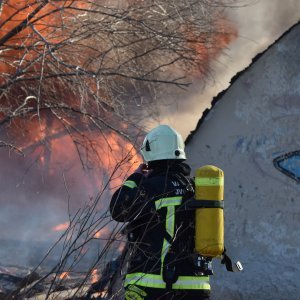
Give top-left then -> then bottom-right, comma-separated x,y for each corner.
186,22 -> 300,299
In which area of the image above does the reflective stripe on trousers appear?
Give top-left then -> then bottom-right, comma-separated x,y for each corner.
125,273 -> 210,290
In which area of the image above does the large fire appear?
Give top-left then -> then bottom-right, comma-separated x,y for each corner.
0,3 -> 238,298
0,0 -> 237,255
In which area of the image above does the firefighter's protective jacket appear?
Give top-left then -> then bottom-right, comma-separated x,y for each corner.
110,162 -> 210,293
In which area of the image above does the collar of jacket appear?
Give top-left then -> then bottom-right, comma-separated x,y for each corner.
148,161 -> 191,178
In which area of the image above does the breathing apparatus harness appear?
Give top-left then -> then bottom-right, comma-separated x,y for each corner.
161,171 -> 243,290
159,173 -> 208,290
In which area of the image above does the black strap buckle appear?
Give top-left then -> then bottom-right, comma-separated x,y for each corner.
162,251 -> 178,290
221,250 -> 243,272
187,199 -> 224,209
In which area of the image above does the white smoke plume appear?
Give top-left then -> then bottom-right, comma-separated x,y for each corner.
157,0 -> 300,139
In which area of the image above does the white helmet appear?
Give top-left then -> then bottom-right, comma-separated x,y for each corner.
140,125 -> 186,162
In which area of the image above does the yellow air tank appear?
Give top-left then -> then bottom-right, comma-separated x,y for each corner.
194,165 -> 224,257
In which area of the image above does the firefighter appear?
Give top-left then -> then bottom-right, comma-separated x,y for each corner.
110,125 -> 211,300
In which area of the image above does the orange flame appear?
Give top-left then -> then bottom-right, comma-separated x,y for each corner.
94,227 -> 111,239
184,16 -> 238,77
52,221 -> 69,232
11,114 -> 141,194
91,268 -> 100,284
0,0 -> 88,78
59,271 -> 70,280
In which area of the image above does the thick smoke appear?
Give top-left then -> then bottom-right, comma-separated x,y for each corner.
0,148 -> 91,240
157,0 -> 300,139
0,141 -> 128,266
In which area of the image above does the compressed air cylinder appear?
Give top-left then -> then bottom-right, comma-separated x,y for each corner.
195,165 -> 224,257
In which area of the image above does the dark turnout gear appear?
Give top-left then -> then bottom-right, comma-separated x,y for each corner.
110,161 -> 211,299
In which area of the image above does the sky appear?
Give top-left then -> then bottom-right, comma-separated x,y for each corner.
158,0 -> 300,139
